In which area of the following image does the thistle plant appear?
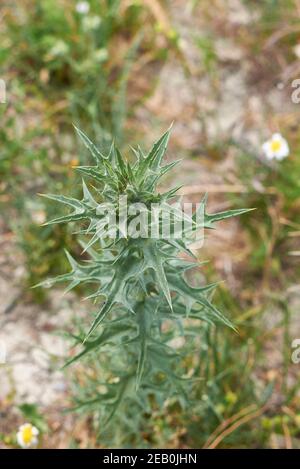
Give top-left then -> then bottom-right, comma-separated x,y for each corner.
38,126 -> 250,431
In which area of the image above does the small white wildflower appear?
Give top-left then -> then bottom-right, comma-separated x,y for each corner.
76,1 -> 90,14
48,40 -> 69,57
108,376 -> 120,384
262,133 -> 289,161
93,48 -> 108,62
17,423 -> 39,449
82,15 -> 101,31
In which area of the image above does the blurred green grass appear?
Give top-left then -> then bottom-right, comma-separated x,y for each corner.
0,0 -> 178,294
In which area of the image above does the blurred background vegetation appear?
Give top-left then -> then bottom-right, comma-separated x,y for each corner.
0,0 -> 300,449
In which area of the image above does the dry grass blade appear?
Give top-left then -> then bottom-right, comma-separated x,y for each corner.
203,404 -> 268,449
202,404 -> 257,449
143,0 -> 171,31
282,421 -> 292,449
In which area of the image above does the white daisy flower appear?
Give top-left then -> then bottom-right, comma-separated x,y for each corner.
76,2 -> 90,15
17,423 -> 39,449
262,133 -> 289,161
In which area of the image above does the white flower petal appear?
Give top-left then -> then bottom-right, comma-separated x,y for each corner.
17,432 -> 26,448
76,2 -> 90,14
277,140 -> 289,158
294,44 -> 300,59
31,436 -> 38,447
262,142 -> 275,160
32,427 -> 39,436
272,132 -> 282,140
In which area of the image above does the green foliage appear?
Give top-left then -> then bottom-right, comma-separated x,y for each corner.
18,404 -> 48,434
3,0 -> 175,147
231,138 -> 300,285
1,0 -> 178,293
38,126 -> 250,435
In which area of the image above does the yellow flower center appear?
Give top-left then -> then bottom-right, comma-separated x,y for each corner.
270,140 -> 282,152
22,425 -> 33,445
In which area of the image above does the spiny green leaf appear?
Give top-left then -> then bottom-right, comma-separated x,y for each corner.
135,305 -> 151,390
135,126 -> 172,184
64,319 -> 136,368
39,193 -> 84,210
74,125 -> 105,163
147,124 -> 172,170
205,208 -> 255,227
143,242 -> 172,310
